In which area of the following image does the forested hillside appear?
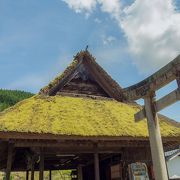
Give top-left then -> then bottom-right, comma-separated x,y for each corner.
0,89 -> 34,111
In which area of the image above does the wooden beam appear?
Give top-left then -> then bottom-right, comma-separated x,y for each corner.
39,148 -> 44,180
14,139 -> 149,148
144,96 -> 168,180
155,89 -> 180,111
29,145 -> 148,155
31,156 -> 35,180
49,170 -> 52,180
26,171 -> 29,180
134,108 -> 146,122
6,144 -> 13,180
77,165 -> 83,180
135,88 -> 180,121
57,91 -> 111,101
94,152 -> 100,180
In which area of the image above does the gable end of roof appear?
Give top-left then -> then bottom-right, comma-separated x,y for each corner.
39,51 -> 127,101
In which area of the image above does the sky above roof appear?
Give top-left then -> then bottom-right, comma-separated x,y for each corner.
0,0 -> 179,121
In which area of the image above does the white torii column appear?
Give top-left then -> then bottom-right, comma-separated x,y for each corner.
144,95 -> 168,180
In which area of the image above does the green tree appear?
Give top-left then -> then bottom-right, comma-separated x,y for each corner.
0,89 -> 34,111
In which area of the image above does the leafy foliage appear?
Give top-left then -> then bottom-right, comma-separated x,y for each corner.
0,89 -> 34,112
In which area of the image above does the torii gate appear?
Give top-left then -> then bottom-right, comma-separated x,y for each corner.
123,55 -> 180,180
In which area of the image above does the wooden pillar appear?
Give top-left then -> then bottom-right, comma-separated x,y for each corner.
31,156 -> 35,180
49,170 -> 52,180
39,148 -> 44,180
6,144 -> 13,180
94,152 -> 100,180
78,165 -> 83,180
144,96 -> 168,180
26,171 -> 29,180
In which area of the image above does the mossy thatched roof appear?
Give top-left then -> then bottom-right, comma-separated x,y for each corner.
0,95 -> 179,138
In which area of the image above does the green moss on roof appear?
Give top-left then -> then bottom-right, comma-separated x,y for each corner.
0,95 -> 179,137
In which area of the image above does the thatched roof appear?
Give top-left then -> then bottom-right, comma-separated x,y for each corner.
0,51 -> 179,141
0,95 -> 179,138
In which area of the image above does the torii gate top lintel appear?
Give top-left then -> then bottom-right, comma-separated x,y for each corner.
123,54 -> 180,101
122,54 -> 180,122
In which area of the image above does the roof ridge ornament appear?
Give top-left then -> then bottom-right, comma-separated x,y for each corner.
85,45 -> 89,52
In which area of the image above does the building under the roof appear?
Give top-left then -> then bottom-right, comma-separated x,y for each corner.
0,51 -> 179,180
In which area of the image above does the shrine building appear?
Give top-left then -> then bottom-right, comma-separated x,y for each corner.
0,51 -> 179,180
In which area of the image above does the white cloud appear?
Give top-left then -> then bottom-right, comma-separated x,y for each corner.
120,0 -> 180,73
62,0 -> 97,16
97,0 -> 121,19
62,0 -> 180,73
62,0 -> 121,18
94,18 -> 102,23
102,35 -> 116,45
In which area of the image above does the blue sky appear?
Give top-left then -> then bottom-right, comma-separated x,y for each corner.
0,0 -> 179,121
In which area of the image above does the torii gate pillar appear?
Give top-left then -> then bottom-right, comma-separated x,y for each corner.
125,55 -> 180,180
144,95 -> 168,180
